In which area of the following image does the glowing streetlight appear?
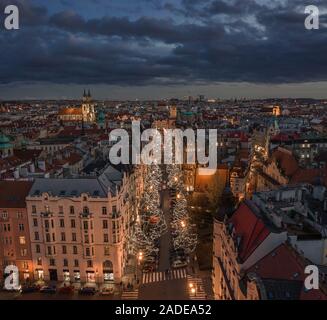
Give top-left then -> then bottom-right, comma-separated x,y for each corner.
181,220 -> 186,228
138,252 -> 143,262
189,283 -> 194,289
191,288 -> 196,295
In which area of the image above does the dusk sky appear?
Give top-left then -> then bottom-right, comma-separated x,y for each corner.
0,0 -> 327,100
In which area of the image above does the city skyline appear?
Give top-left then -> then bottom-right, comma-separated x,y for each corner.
1,0 -> 327,99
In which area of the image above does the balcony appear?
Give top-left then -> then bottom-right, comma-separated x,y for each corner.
80,212 -> 93,218
40,211 -> 54,218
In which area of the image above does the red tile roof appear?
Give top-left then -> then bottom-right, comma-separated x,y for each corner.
247,244 -> 327,300
271,149 -> 299,177
0,181 -> 33,208
229,202 -> 270,262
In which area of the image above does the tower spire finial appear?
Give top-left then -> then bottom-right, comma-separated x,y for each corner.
88,89 -> 91,98
83,89 -> 86,97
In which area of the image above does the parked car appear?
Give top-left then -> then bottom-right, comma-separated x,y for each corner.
20,285 -> 39,294
58,285 -> 74,295
142,264 -> 155,273
172,260 -> 188,268
100,287 -> 114,295
40,286 -> 57,294
79,286 -> 96,295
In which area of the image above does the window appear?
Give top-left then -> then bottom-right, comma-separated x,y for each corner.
62,245 -> 67,254
103,220 -> 108,229
36,244 -> 41,253
84,234 -> 89,243
74,259 -> 79,267
103,234 -> 109,243
104,246 -> 110,256
60,219 -> 65,228
33,218 -> 38,227
59,206 -> 64,215
20,249 -> 27,257
44,220 -> 49,229
85,248 -> 90,256
70,206 -> 75,214
83,206 -> 89,214
46,233 -> 51,242
71,219 -> 76,228
73,246 -> 78,255
61,232 -> 66,242
52,233 -> 55,241
112,206 -> 117,214
63,259 -> 68,267
102,207 -> 107,215
18,223 -> 24,231
49,259 -> 55,266
47,246 -> 52,255
37,257 -> 42,266
32,205 -> 36,214
83,221 -> 88,230
87,260 -> 93,268
19,236 -> 26,245
72,233 -> 77,242
34,232 -> 39,241
17,212 -> 23,219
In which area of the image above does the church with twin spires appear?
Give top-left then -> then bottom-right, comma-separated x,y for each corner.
58,90 -> 96,124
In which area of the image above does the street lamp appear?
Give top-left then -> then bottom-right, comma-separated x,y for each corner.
138,252 -> 143,263
191,287 -> 196,296
181,220 -> 186,228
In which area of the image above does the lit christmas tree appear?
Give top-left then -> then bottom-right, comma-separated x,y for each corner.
168,164 -> 197,254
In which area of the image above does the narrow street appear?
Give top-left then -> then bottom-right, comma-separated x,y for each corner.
138,185 -> 189,300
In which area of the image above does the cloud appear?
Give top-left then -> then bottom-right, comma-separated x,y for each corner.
0,0 -> 327,90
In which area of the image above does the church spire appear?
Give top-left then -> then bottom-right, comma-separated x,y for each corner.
83,89 -> 86,97
88,89 -> 91,98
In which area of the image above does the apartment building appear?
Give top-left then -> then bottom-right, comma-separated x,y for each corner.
212,201 -> 287,300
0,181 -> 34,282
26,178 -> 125,285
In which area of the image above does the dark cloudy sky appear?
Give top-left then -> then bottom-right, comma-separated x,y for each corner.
0,0 -> 327,100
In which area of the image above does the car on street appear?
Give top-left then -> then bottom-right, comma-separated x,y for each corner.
40,285 -> 57,294
142,264 -> 155,273
58,285 -> 74,295
79,286 -> 96,295
100,287 -> 114,295
172,260 -> 188,268
20,285 -> 40,294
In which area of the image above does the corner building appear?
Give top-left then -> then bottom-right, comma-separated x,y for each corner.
26,178 -> 125,285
